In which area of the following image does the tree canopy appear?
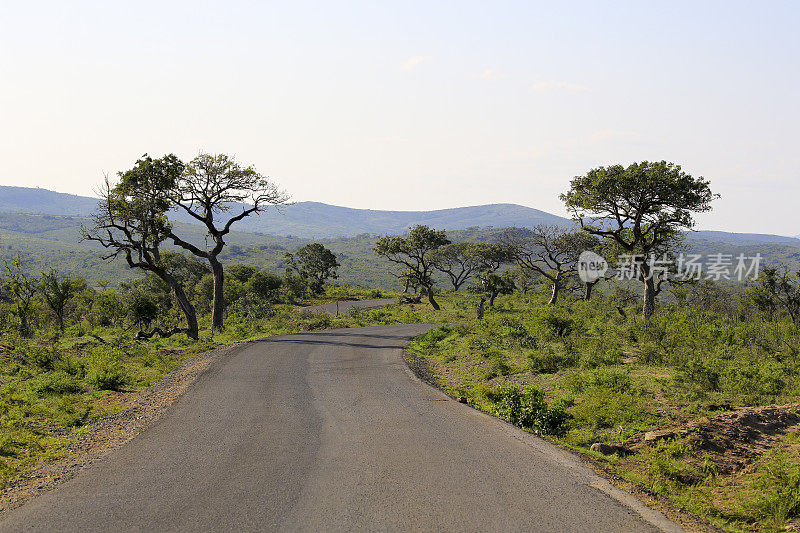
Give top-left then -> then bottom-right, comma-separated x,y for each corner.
561,161 -> 718,318
374,225 -> 450,309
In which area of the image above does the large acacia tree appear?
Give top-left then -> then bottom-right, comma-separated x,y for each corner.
83,155 -> 200,339
375,225 -> 450,309
168,153 -> 288,330
561,161 -> 717,318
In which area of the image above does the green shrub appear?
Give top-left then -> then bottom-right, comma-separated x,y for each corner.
24,346 -> 60,371
527,347 -> 578,373
672,357 -> 720,393
744,451 -> 800,525
50,396 -> 91,427
486,385 -> 571,436
562,367 -> 632,394
637,438 -> 701,494
482,354 -> 512,380
306,314 -> 332,330
530,307 -> 577,338
723,359 -> 786,404
569,391 -> 645,429
84,352 -> 127,391
30,371 -> 83,396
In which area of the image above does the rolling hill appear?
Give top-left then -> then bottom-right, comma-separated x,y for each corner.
0,186 -> 569,237
2,186 -> 798,245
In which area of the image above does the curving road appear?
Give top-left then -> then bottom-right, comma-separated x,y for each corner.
0,325 -> 680,532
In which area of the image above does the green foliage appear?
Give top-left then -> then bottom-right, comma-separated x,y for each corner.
124,288 -> 159,330
29,371 -> 83,396
486,385 -> 571,436
527,346 -> 578,373
285,243 -> 340,295
561,160 -> 718,318
748,267 -> 800,326
247,271 -> 283,301
529,306 -> 576,338
375,225 -> 450,308
226,264 -> 259,284
744,451 -> 800,525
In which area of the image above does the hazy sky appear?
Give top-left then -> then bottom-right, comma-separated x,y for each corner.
1,1 -> 798,234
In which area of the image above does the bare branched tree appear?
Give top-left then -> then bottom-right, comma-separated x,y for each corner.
500,225 -> 593,305
167,153 -> 289,330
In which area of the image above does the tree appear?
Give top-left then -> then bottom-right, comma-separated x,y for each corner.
431,242 -> 511,291
2,255 -> 39,337
285,243 -> 340,295
246,271 -> 283,302
40,270 -> 84,332
431,243 -> 480,291
561,161 -> 717,318
167,153 -> 289,330
476,269 -> 516,307
226,264 -> 259,284
374,225 -> 450,310
83,154 -> 200,339
500,225 -> 590,305
574,234 -> 607,301
748,267 -> 800,326
124,288 -> 159,333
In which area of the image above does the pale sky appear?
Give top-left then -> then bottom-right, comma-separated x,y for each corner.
1,1 -> 798,235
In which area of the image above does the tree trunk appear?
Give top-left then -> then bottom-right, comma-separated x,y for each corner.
548,280 -> 560,305
425,286 -> 440,310
643,276 -> 656,319
19,308 -> 29,338
489,291 -> 498,307
477,297 -> 485,319
173,284 -> 199,340
210,258 -> 225,330
584,281 -> 596,301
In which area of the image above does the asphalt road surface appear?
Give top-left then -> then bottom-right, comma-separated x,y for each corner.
0,325 -> 681,532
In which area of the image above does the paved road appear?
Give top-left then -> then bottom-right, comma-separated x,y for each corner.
300,297 -> 396,316
0,325 -> 680,532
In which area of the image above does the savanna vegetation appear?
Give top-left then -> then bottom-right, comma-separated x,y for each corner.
1,158 -> 799,531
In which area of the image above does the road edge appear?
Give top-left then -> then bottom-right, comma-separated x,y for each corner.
399,334 -> 712,533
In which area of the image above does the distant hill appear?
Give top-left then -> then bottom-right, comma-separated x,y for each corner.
0,186 -> 798,246
687,231 -> 800,246
0,186 -> 568,237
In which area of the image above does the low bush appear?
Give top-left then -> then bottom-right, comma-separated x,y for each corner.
486,385 -> 571,436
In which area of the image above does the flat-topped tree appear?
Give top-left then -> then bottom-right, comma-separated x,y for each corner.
168,153 -> 288,331
83,155 -> 200,339
561,161 -> 717,318
375,225 -> 450,309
